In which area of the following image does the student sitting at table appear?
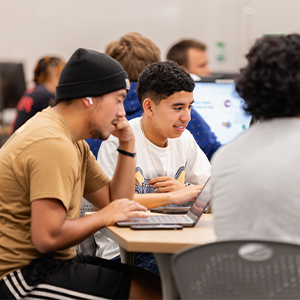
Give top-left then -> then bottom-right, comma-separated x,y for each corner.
95,60 -> 211,274
211,34 -> 300,243
85,32 -> 221,160
0,48 -> 162,300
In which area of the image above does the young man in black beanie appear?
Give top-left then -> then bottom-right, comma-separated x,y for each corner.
0,48 -> 162,300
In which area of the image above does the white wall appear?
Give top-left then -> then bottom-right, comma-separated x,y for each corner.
1,0 -> 300,83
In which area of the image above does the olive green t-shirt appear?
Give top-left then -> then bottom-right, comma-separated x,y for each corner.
0,107 -> 110,280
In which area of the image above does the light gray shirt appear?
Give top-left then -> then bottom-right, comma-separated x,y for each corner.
211,118 -> 300,244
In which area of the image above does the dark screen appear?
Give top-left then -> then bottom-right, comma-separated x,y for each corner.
0,63 -> 26,112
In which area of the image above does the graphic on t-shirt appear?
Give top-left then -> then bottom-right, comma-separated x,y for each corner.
17,96 -> 34,113
135,166 -> 185,194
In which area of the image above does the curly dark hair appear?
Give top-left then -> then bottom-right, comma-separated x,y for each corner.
236,34 -> 300,120
136,60 -> 195,109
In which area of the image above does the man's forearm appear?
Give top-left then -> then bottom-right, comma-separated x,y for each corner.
47,212 -> 108,251
133,184 -> 202,209
109,140 -> 135,201
31,198 -> 148,254
133,193 -> 173,209
31,200 -> 108,254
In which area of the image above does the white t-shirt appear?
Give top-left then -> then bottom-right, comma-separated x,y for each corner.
211,118 -> 300,244
96,117 -> 211,259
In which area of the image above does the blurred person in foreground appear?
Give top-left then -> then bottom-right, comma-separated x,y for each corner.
212,34 -> 300,243
11,56 -> 65,134
0,48 -> 162,300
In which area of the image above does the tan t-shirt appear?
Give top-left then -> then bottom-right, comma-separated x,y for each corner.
0,107 -> 110,280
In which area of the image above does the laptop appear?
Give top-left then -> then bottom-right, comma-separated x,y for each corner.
117,177 -> 212,228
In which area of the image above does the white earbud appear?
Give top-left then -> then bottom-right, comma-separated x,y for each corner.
86,97 -> 93,105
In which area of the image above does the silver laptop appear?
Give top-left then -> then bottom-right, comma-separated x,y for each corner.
117,177 -> 211,227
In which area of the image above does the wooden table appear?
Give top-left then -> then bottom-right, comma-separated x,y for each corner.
103,214 -> 217,299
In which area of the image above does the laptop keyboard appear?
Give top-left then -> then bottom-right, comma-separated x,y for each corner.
131,215 -> 191,224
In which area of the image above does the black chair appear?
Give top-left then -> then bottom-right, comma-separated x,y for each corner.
171,239 -> 300,299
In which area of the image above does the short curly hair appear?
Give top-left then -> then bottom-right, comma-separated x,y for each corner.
236,34 -> 300,120
136,60 -> 195,110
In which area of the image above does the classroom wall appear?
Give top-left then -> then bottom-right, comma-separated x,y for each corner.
1,0 -> 300,83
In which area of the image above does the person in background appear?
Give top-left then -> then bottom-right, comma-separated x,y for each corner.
11,56 -> 65,134
99,32 -> 221,161
166,38 -> 212,78
211,34 -> 300,243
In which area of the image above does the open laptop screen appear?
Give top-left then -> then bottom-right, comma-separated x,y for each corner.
186,178 -> 212,223
193,82 -> 251,144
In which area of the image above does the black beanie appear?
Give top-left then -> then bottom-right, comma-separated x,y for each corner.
56,48 -> 130,100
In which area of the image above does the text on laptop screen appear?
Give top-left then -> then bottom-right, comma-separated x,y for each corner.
193,82 -> 251,144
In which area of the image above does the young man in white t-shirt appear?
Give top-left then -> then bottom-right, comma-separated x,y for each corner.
95,60 -> 211,273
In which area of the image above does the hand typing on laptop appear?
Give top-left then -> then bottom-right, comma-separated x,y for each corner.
117,177 -> 211,227
96,199 -> 149,225
162,185 -> 200,205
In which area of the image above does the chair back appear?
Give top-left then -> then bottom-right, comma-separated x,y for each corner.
79,197 -> 94,217
77,198 -> 97,256
171,240 -> 300,299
